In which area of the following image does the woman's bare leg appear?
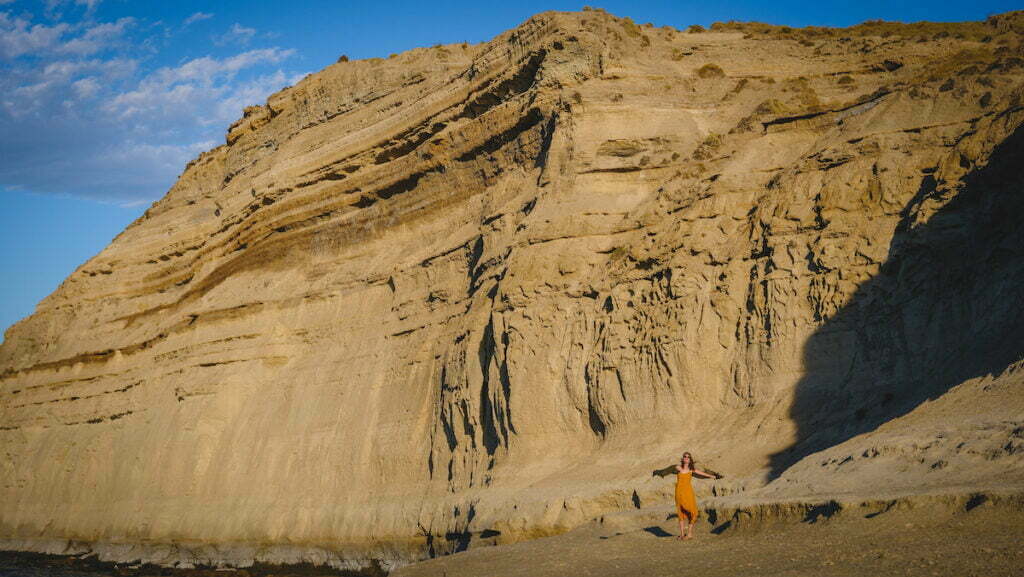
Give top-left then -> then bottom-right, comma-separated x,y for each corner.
677,515 -> 687,540
684,518 -> 695,539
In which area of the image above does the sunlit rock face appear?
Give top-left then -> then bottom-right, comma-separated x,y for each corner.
2,9 -> 1023,570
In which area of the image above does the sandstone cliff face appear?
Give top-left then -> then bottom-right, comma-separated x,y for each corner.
2,10 -> 1024,570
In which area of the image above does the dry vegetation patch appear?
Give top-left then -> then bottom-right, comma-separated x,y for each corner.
710,17 -> 998,42
696,63 -> 725,78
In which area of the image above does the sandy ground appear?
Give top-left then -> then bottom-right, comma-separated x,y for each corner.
1,502 -> 1021,577
392,503 -> 1024,577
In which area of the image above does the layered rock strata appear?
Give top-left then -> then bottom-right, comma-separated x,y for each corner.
2,9 -> 1024,570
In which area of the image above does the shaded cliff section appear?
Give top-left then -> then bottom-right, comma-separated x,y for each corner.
770,94 -> 1024,478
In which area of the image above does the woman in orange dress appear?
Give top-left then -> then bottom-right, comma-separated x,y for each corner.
673,452 -> 719,540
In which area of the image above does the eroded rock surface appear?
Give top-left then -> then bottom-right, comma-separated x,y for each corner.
2,9 -> 1024,570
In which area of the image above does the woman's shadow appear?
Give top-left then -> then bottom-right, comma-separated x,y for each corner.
642,526 -> 675,538
768,121 -> 1024,480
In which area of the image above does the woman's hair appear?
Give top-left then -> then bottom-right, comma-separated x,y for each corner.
680,452 -> 696,470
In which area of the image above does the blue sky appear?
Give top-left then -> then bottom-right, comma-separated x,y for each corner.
1,0 -> 1020,341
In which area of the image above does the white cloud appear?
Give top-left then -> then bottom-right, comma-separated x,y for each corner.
0,12 -> 69,59
43,0 -> 102,19
215,22 -> 256,46
105,47 -> 295,122
184,12 -> 214,26
0,13 -> 134,60
59,17 -> 133,55
46,0 -> 102,10
212,70 -> 291,121
71,76 -> 100,98
162,47 -> 292,84
0,10 -> 301,203
3,57 -> 138,115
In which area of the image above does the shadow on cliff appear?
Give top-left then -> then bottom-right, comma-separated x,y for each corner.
768,121 -> 1024,480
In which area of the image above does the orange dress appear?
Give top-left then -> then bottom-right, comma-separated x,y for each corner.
675,471 -> 699,522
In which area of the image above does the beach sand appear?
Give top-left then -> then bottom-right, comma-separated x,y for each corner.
1,499 -> 1020,576
392,501 -> 1024,577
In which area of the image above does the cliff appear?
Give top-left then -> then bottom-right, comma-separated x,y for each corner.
2,9 -> 1024,571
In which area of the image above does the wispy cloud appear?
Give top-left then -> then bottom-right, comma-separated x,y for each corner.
43,0 -> 103,18
215,22 -> 256,46
59,17 -> 134,55
183,11 -> 213,26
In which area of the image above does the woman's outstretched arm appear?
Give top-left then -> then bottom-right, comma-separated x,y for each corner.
693,468 -> 724,479
652,464 -> 680,477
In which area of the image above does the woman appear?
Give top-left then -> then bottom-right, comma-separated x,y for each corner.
670,452 -> 719,540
